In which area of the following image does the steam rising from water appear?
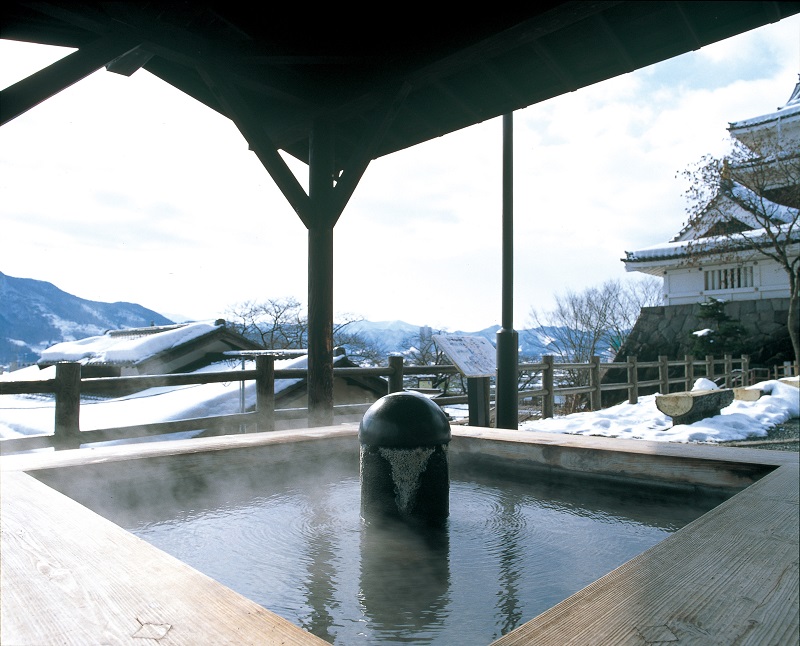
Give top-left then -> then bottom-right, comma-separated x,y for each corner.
30,441 -> 731,645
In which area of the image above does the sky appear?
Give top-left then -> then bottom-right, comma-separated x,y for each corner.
1,17 -> 799,332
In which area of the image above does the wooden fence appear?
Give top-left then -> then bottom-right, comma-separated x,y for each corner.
0,353 -> 778,453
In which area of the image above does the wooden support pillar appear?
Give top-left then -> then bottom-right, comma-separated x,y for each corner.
627,355 -> 638,405
194,67 -> 393,430
685,354 -> 695,391
388,354 -> 404,393
467,377 -> 491,427
589,355 -> 601,411
54,362 -> 81,449
542,355 -> 554,419
659,355 -> 670,394
724,354 -> 733,387
307,121 -> 335,427
255,355 -> 275,432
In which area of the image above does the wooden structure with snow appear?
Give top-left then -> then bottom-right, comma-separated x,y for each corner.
36,320 -> 261,378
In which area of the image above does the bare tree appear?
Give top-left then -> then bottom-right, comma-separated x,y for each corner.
606,276 -> 663,354
401,327 -> 463,394
679,132 -> 799,366
528,277 -> 660,412
333,317 -> 388,366
530,278 -> 658,363
225,298 -> 385,364
226,297 -> 307,349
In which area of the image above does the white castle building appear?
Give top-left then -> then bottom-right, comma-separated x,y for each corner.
623,81 -> 799,306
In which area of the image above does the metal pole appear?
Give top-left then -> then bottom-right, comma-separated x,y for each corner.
496,112 -> 519,429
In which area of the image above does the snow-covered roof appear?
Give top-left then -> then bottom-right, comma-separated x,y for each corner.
37,321 -> 224,367
624,222 -> 800,264
669,181 -> 797,243
728,79 -> 800,132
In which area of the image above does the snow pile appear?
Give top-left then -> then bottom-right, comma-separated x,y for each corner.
691,378 -> 719,391
519,378 -> 798,444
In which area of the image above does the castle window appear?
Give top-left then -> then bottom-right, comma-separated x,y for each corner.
704,266 -> 753,291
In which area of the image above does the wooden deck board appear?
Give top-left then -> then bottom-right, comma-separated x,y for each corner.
1,469 -> 328,646
490,463 -> 800,646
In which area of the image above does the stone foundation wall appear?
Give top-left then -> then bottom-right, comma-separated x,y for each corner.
617,298 -> 792,367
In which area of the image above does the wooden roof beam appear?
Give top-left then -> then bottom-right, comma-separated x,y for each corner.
592,12 -> 636,72
670,1 -> 703,49
0,31 -> 143,127
330,81 -> 412,224
15,2 -> 110,38
528,39 -> 577,93
195,61 -> 314,227
478,60 -> 527,108
431,81 -> 485,122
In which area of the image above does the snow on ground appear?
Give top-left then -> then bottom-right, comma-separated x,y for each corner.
518,378 -> 799,444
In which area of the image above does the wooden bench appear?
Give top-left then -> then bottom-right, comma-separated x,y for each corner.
656,389 -> 735,425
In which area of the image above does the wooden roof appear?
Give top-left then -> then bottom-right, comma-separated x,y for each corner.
3,2 -> 799,176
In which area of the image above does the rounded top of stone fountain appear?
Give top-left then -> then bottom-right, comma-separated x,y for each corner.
359,391 -> 452,448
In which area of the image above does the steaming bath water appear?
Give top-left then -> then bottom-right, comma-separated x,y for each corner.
55,451 -> 727,646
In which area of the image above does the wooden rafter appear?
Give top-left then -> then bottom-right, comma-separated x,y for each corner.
195,60 -> 314,227
0,31 -> 142,126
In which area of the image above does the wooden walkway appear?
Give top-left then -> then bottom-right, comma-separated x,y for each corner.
2,426 -> 798,645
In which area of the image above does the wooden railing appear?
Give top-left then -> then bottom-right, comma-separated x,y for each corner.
0,353 -> 759,453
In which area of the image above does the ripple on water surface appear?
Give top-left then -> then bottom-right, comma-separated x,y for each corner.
122,464 -> 724,646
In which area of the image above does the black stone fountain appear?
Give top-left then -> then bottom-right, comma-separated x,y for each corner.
359,390 -> 452,527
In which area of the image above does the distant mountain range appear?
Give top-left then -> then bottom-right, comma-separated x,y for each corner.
0,271 -> 174,369
0,271 -> 563,370
347,319 -> 558,359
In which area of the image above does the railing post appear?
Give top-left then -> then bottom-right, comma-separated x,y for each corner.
467,377 -> 491,427
658,355 -> 670,394
255,355 -> 275,432
741,355 -> 750,386
388,354 -> 404,393
589,355 -> 601,411
54,361 -> 81,448
724,354 -> 733,387
706,355 -> 715,382
542,355 -> 554,419
627,355 -> 638,405
685,354 -> 695,391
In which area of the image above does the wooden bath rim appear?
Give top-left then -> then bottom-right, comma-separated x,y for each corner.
2,425 -> 798,645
